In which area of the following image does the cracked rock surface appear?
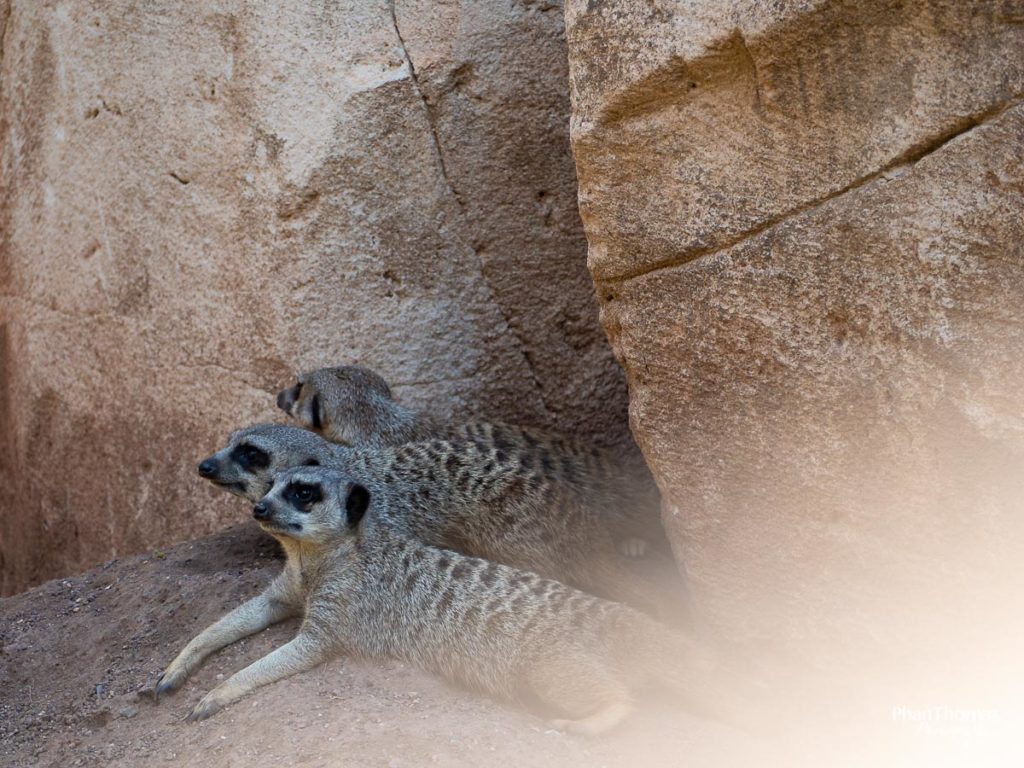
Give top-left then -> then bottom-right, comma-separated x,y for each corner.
567,0 -> 1024,693
0,0 -> 630,593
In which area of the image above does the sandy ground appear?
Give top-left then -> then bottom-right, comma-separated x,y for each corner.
0,524 -> 791,768
5,521 -> 1020,768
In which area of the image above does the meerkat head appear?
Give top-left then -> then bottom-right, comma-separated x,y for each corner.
197,424 -> 334,502
275,365 -> 398,447
254,466 -> 371,544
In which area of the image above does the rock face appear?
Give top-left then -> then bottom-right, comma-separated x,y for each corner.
567,0 -> 1024,692
0,0 -> 630,594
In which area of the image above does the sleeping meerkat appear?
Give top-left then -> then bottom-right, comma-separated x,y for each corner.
276,365 -> 668,559
197,424 -> 691,626
159,466 -> 746,732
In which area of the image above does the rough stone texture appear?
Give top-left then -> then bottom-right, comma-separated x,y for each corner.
567,0 -> 1024,694
0,0 -> 630,594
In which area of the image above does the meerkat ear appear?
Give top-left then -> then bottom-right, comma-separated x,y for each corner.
344,483 -> 370,528
304,458 -> 320,466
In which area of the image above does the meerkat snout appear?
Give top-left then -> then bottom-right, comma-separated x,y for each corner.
197,458 -> 218,478
276,383 -> 300,414
252,501 -> 270,520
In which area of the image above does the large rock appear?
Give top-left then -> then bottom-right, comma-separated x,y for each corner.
567,0 -> 1024,700
0,0 -> 629,594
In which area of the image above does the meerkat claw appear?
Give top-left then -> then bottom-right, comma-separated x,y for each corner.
155,669 -> 184,698
185,696 -> 222,722
154,675 -> 171,698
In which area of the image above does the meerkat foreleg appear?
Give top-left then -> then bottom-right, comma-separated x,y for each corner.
185,630 -> 331,721
156,576 -> 298,697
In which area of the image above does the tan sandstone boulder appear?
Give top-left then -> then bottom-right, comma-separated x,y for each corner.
0,0 -> 629,593
567,0 -> 1024,714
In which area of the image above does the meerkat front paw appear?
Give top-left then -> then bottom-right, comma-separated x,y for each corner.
185,690 -> 227,722
618,537 -> 649,558
154,665 -> 189,698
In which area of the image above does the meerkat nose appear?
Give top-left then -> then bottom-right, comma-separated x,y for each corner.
197,459 -> 218,478
276,387 -> 296,413
252,502 -> 270,520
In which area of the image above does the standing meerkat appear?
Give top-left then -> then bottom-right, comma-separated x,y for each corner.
276,365 -> 669,559
159,466 -> 746,732
197,424 -> 690,625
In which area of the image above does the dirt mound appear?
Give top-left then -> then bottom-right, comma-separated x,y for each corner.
0,524 -> 768,768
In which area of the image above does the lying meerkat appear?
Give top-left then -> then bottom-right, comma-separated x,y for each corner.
159,466 -> 746,732
276,365 -> 668,559
197,424 -> 691,625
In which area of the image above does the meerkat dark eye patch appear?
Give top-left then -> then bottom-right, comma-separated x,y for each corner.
345,483 -> 370,528
284,481 -> 322,511
231,443 -> 270,471
310,394 -> 323,430
304,458 -> 320,466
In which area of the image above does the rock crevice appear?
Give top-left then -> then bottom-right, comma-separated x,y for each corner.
599,94 -> 1024,285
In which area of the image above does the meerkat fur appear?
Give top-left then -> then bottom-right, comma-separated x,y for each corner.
160,466 -> 744,732
197,423 -> 690,625
277,365 -> 668,558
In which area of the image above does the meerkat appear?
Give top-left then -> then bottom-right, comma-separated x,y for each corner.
197,424 -> 691,625
276,365 -> 668,559
159,466 -> 749,732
